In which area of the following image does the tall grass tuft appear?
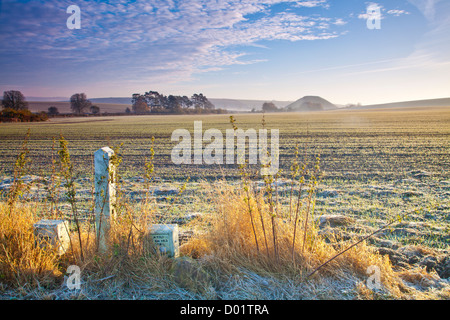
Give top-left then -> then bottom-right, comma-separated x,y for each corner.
58,134 -> 84,262
7,129 -> 31,215
185,181 -> 406,299
0,202 -> 62,288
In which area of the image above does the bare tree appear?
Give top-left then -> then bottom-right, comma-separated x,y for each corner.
70,93 -> 92,115
2,90 -> 29,110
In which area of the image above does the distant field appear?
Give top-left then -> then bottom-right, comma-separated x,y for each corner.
27,101 -> 131,114
1,106 -> 449,180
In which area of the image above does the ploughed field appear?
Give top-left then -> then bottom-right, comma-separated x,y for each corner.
0,107 -> 449,257
1,108 -> 449,180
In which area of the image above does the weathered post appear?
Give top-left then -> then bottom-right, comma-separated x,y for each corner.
94,147 -> 116,253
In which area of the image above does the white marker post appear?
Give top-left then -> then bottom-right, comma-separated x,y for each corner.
94,147 -> 117,253
33,219 -> 71,256
149,224 -> 180,258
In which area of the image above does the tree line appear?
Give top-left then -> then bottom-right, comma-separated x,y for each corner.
1,90 -> 226,122
250,102 -> 282,113
0,90 -> 101,122
130,91 -> 226,114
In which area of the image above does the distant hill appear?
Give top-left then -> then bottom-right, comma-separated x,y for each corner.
285,96 -> 338,112
27,96 -> 69,102
26,97 -> 133,105
350,98 -> 450,110
90,97 -> 132,105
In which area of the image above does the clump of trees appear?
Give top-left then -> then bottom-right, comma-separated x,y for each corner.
69,93 -> 101,115
47,106 -> 59,116
252,102 -> 283,113
131,91 -> 226,114
1,90 -> 48,122
262,102 -> 281,113
70,93 -> 92,115
90,105 -> 100,114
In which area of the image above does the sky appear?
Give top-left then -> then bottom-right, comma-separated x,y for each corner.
0,0 -> 449,105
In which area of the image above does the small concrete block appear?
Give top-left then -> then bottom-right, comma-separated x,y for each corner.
149,224 -> 179,258
33,219 -> 71,255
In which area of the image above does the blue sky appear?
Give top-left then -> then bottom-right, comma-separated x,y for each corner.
0,0 -> 449,105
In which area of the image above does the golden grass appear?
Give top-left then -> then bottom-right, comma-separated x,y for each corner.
179,182 -> 450,299
0,203 -> 62,288
1,185 -> 449,299
182,184 -> 403,292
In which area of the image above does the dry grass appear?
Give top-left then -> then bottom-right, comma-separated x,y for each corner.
181,183 -> 407,297
0,203 -> 62,288
1,183 -> 449,300
176,182 -> 449,300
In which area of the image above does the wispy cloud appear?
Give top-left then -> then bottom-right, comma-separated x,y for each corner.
407,0 -> 442,21
294,0 -> 330,9
405,0 -> 450,64
340,54 -> 450,77
0,0 -> 342,84
333,18 -> 347,26
357,3 -> 409,20
387,9 -> 410,16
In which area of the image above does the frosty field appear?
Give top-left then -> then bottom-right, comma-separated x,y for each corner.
0,106 -> 449,299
